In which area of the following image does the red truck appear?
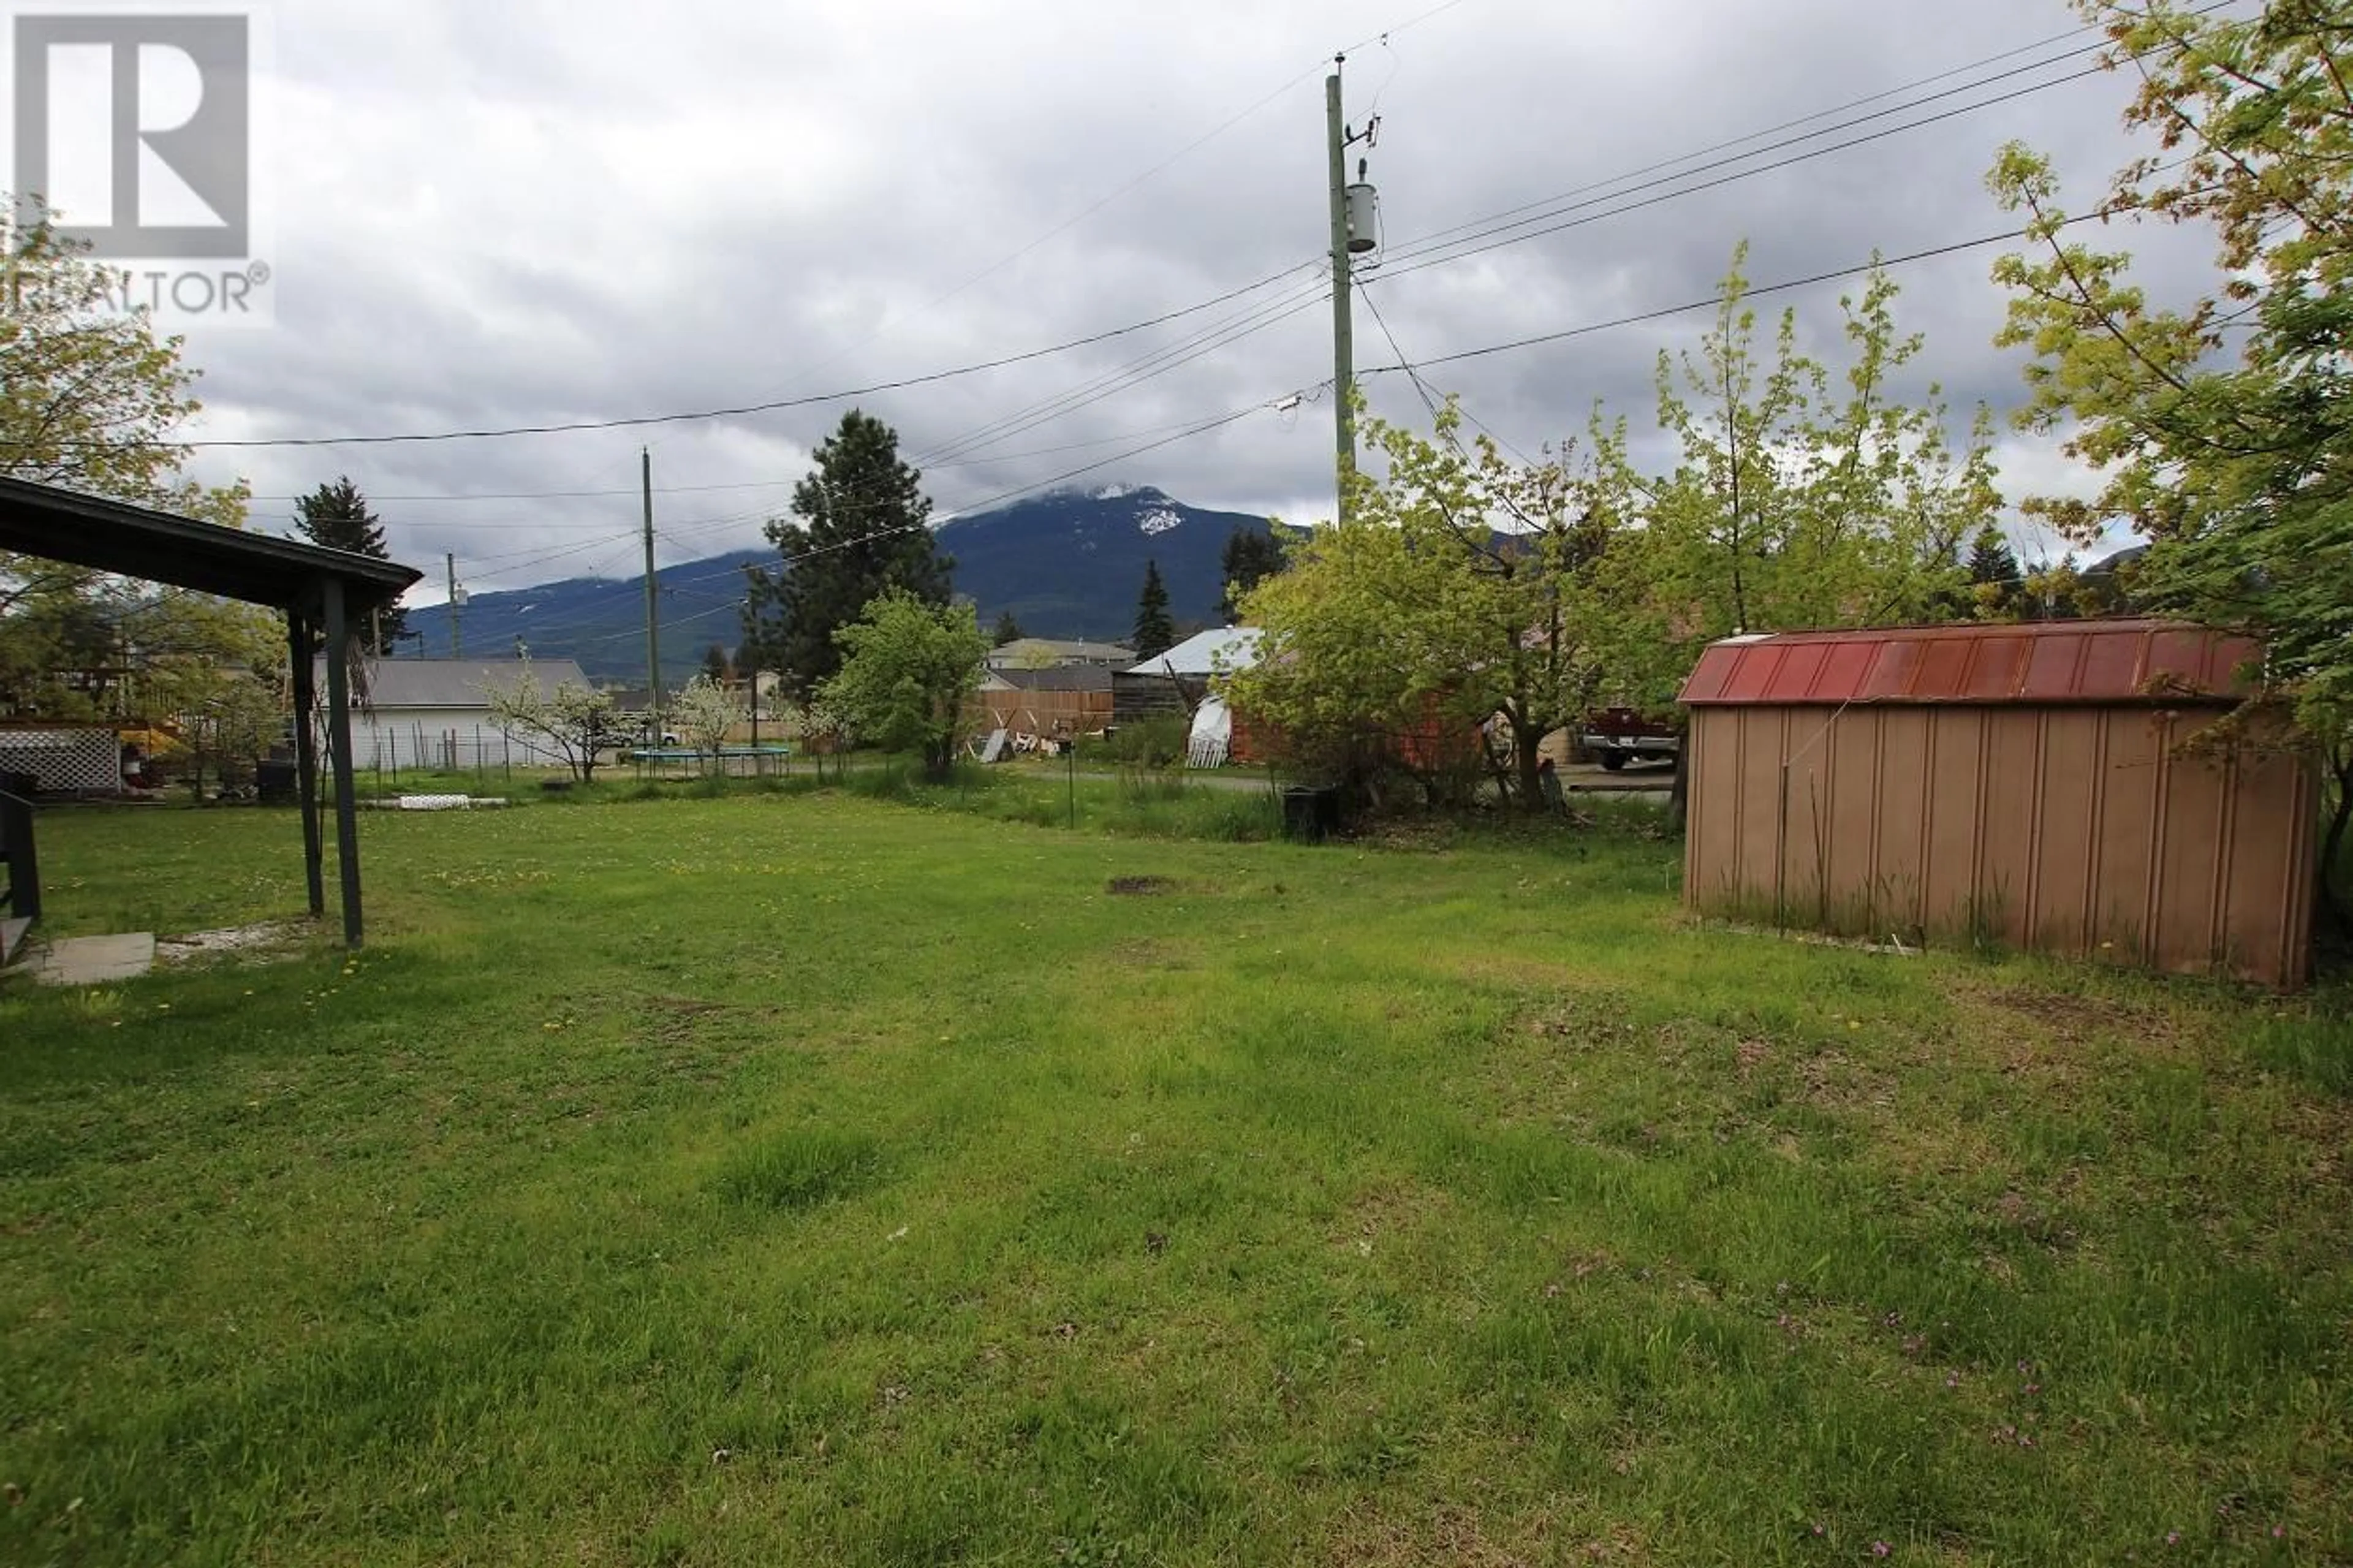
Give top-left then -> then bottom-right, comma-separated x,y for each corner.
1579,707 -> 1680,770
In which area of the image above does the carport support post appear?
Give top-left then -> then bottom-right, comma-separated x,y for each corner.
287,610 -> 325,915
320,580 -> 365,947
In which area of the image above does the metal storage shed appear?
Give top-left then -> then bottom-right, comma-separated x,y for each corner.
1678,620 -> 2319,988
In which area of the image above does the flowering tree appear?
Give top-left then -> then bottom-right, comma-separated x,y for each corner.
672,674 -> 744,768
483,657 -> 617,781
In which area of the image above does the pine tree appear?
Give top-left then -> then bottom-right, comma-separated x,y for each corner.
991,610 -> 1025,647
741,409 -> 951,704
1965,526 -> 2022,619
1216,526 -> 1287,621
294,476 -> 407,652
700,643 -> 731,686
1132,559 -> 1175,660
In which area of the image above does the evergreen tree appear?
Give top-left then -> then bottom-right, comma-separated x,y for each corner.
1131,559 -> 1175,660
991,610 -> 1025,647
741,409 -> 952,703
700,643 -> 730,686
293,476 -> 407,653
1965,526 -> 2023,618
1216,526 -> 1287,621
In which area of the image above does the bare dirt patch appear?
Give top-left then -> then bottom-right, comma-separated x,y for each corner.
154,922 -> 306,968
1107,876 -> 1176,896
1985,987 -> 2141,1037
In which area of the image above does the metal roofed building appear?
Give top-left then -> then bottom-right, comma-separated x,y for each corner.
319,657 -> 592,772
1677,619 -> 2320,988
1113,628 -> 1262,727
986,638 -> 1135,670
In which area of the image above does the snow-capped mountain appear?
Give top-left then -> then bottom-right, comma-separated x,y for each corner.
933,484 -> 1281,640
401,484 -> 1285,683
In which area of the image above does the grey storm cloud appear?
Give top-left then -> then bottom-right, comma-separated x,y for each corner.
159,0 -> 2224,596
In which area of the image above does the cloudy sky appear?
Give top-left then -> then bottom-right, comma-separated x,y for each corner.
86,0 -> 2234,600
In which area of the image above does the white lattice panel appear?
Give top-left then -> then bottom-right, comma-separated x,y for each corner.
0,729 -> 119,793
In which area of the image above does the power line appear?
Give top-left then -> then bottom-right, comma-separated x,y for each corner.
59,262 -> 1318,452
1359,207 -> 2126,376
920,279 -> 1330,465
1368,2 -> 2244,286
1356,279 -> 1537,464
1356,281 -> 1445,425
246,412 -> 1250,506
61,12 -> 2170,466
186,52 -> 2101,458
1378,0 -> 2238,269
529,388 -> 1316,638
734,0 -> 1480,413
1368,64 -> 2105,284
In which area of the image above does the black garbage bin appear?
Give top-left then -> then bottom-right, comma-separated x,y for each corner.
1280,785 -> 1343,843
255,760 -> 297,804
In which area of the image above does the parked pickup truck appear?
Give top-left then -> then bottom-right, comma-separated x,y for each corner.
1579,707 -> 1680,770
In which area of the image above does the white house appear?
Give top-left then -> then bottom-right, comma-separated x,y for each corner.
319,657 -> 593,771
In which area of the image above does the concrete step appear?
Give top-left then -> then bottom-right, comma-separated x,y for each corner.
0,916 -> 28,969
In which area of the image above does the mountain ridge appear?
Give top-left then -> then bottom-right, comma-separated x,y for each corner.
401,485 -> 1281,684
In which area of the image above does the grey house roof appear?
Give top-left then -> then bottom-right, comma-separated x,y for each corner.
320,658 -> 593,710
987,638 -> 1135,668
980,665 -> 1116,693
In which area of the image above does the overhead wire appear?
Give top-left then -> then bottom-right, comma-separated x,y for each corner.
1368,64 -> 2107,283
53,262 -> 1320,452
1358,203 -> 2156,378
735,0 -> 1480,409
1368,0 -> 2243,282
523,385 -> 1319,643
1355,279 -> 1540,465
58,7 -> 2199,466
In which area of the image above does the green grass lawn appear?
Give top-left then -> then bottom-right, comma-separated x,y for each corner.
2,792 -> 2347,1566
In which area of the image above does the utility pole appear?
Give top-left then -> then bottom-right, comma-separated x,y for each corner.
445,553 -> 462,657
1325,61 -> 1379,521
642,447 -> 662,743
1326,59 -> 1354,520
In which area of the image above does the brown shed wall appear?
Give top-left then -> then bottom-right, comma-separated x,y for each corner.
1684,704 -> 2318,988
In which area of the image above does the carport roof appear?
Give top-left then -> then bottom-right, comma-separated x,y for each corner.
1679,620 -> 2262,708
0,475 -> 420,608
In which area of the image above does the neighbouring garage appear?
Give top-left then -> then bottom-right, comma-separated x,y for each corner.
1678,620 -> 2320,988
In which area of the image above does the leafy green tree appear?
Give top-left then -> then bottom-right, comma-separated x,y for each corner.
292,477 -> 407,652
821,591 -> 989,781
1987,0 -> 2353,924
2,207 -> 258,719
1216,527 -> 1287,621
1131,559 -> 1175,661
1231,402 -> 1650,812
741,409 -> 952,706
991,610 -> 1025,647
1636,249 -> 1999,680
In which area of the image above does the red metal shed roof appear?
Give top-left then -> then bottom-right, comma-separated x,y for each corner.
1678,620 -> 2260,708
